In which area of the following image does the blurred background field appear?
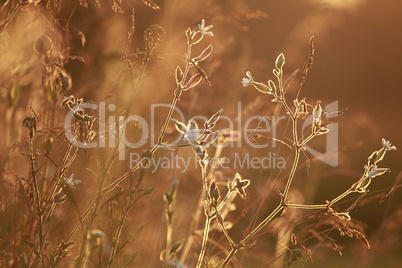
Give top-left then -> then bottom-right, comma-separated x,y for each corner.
0,0 -> 401,267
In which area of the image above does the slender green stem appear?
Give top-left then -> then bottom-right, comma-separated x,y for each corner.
179,190 -> 202,264
66,73 -> 182,248
221,204 -> 284,268
29,138 -> 45,266
45,147 -> 80,237
43,140 -> 74,211
71,28 -> 200,266
299,132 -> 315,147
329,188 -> 353,206
221,67 -> 302,267
76,155 -> 115,267
165,218 -> 173,263
282,148 -> 301,203
286,203 -> 327,209
215,208 -> 234,247
220,248 -> 235,268
101,38 -> 192,194
217,190 -> 233,212
195,158 -> 211,268
242,204 -> 284,245
108,209 -> 125,267
180,143 -> 224,264
108,171 -> 149,267
164,182 -> 175,265
196,215 -> 212,268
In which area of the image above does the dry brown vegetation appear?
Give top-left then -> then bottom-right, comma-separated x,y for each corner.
0,1 -> 401,267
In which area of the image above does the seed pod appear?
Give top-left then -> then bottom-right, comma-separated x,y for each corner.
54,191 -> 67,204
205,108 -> 223,129
171,119 -> 188,134
313,101 -> 322,126
175,66 -> 183,84
203,131 -> 220,145
209,181 -> 221,205
268,80 -> 276,94
197,44 -> 213,62
275,53 -> 285,70
183,73 -> 202,90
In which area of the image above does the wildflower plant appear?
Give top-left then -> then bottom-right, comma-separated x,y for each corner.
0,2 -> 400,268
165,39 -> 397,267
211,51 -> 397,267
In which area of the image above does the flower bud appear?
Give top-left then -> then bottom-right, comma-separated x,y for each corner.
204,108 -> 223,129
183,73 -> 202,90
175,66 -> 183,84
275,53 -> 285,70
196,44 -> 213,62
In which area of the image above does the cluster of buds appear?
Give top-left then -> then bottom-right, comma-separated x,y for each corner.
171,109 -> 225,208
327,139 -> 396,221
164,179 -> 179,225
351,138 -> 396,193
208,181 -> 221,207
174,19 -> 214,95
185,19 -> 214,47
45,64 -> 72,102
54,173 -> 81,204
311,101 -> 330,136
61,95 -> 96,143
144,24 -> 166,54
293,98 -> 309,117
207,173 -> 250,214
242,53 -> 286,103
171,109 -> 222,168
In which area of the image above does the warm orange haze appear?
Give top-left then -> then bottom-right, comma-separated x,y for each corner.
0,0 -> 401,267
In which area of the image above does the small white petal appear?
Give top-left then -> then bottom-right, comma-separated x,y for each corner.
242,71 -> 254,87
364,165 -> 370,173
204,25 -> 213,32
382,138 -> 397,150
198,19 -> 214,37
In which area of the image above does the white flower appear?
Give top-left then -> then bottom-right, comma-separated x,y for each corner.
242,71 -> 254,87
198,19 -> 214,37
364,164 -> 388,179
184,128 -> 201,143
89,229 -> 105,246
364,165 -> 375,179
382,138 -> 397,151
171,119 -> 202,143
184,120 -> 202,142
63,173 -> 81,190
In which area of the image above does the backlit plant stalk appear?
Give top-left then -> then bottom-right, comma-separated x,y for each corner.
220,52 -> 396,267
23,116 -> 45,266
75,24 -> 166,267
69,20 -> 213,267
180,134 -> 230,264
